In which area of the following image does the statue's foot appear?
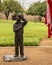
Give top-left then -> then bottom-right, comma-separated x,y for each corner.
20,55 -> 28,60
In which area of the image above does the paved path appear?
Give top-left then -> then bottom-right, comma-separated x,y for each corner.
0,46 -> 52,65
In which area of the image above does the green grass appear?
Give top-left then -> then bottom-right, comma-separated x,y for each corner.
0,20 -> 48,46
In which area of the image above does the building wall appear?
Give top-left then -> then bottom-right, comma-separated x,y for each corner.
0,12 -> 45,22
0,13 -> 6,19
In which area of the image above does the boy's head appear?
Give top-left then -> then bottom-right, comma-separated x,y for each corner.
16,13 -> 24,21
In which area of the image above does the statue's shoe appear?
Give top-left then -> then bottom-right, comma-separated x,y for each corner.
20,56 -> 28,60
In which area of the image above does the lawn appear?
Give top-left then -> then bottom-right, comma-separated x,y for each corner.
0,20 -> 47,46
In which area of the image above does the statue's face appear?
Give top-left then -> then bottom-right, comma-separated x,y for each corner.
16,13 -> 24,21
16,15 -> 21,21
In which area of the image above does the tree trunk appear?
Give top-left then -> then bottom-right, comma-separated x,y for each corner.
6,16 -> 8,20
39,15 -> 42,21
5,12 -> 9,20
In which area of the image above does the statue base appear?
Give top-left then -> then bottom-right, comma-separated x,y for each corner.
3,55 -> 27,62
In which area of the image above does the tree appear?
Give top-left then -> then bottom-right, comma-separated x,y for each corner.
26,1 -> 46,17
0,0 -> 23,20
